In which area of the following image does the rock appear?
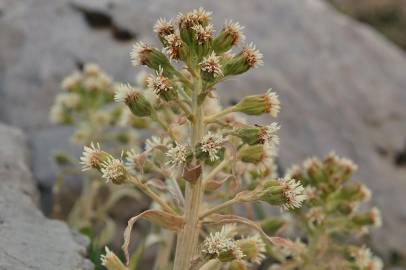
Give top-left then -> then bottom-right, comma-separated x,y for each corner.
0,123 -> 93,270
0,0 -> 405,263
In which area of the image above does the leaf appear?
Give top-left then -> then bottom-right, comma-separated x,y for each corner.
201,214 -> 297,250
122,210 -> 184,265
183,164 -> 202,183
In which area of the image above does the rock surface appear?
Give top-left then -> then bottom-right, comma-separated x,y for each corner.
0,0 -> 405,264
0,123 -> 93,270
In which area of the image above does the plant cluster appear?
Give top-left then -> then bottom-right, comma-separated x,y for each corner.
50,7 -> 383,270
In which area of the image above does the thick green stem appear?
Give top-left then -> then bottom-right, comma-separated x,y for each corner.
173,73 -> 204,270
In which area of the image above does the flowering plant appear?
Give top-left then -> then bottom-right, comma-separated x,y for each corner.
51,7 -> 382,270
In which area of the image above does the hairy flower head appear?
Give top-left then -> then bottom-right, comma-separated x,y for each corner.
192,24 -> 214,44
130,42 -> 153,66
101,156 -> 128,185
200,52 -> 223,77
200,132 -> 226,161
80,142 -> 109,171
223,20 -> 246,45
242,42 -> 263,68
166,143 -> 190,167
202,227 -> 244,262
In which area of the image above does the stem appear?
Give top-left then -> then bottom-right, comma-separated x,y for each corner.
153,230 -> 175,270
152,112 -> 177,141
175,99 -> 194,122
202,158 -> 229,188
199,197 -> 238,220
173,72 -> 205,270
129,176 -> 177,215
204,106 -> 236,123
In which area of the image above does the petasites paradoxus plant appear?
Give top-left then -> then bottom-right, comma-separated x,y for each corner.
77,8 -> 383,270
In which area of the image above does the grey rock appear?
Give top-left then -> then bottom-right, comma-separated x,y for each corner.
0,0 -> 405,262
0,123 -> 93,270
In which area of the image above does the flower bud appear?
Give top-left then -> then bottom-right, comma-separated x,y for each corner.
262,218 -> 287,235
114,83 -> 153,117
238,145 -> 267,164
130,42 -> 176,76
351,208 -> 382,228
334,183 -> 370,203
147,68 -> 178,101
222,42 -> 263,76
101,247 -> 128,270
213,20 -> 245,53
234,90 -> 280,117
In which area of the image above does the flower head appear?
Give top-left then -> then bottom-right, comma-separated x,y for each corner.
147,68 -> 176,100
350,246 -> 383,270
166,143 -> 190,167
192,24 -> 214,44
80,142 -> 109,171
234,89 -> 280,117
237,234 -> 266,264
259,123 -> 280,147
114,83 -> 153,117
200,132 -> 226,161
125,148 -> 140,171
164,34 -> 183,60
279,177 -> 307,210
264,90 -> 281,117
242,42 -> 263,68
177,8 -> 212,30
202,227 -> 244,262
130,42 -> 153,66
101,157 -> 128,185
145,136 -> 171,151
200,52 -> 223,78
306,207 -> 325,225
153,18 -> 175,37
223,20 -> 245,45
370,207 -> 382,228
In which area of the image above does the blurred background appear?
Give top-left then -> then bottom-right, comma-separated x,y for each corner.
0,0 -> 405,269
